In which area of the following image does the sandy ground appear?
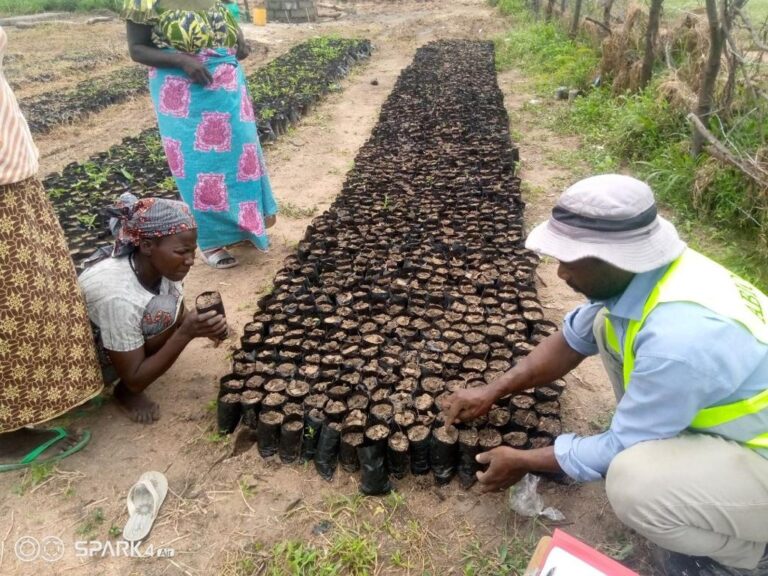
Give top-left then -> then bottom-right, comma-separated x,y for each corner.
0,2 -> 654,574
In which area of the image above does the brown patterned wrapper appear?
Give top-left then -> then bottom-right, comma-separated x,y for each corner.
0,177 -> 103,432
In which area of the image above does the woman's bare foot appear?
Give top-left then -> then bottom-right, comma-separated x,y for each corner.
113,382 -> 160,424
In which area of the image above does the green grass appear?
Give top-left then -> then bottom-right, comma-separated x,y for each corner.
557,85 -> 768,291
494,0 -> 600,91
221,491 -> 538,575
490,0 -> 768,292
461,539 -> 537,576
645,0 -> 767,22
0,0 -> 120,16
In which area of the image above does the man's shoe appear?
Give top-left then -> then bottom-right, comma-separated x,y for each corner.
653,547 -> 768,576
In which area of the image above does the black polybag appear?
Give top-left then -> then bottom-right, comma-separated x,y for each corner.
358,443 -> 392,495
314,423 -> 341,481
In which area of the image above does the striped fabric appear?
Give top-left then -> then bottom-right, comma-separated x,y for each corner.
0,26 -> 39,185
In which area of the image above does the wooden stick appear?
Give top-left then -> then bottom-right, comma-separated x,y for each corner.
687,113 -> 768,189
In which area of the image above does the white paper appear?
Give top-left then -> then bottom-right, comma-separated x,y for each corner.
539,546 -> 607,576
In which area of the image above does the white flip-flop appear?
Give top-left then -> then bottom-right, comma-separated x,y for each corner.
122,471 -> 168,542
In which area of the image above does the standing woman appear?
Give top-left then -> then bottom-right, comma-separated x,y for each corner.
0,26 -> 103,471
122,0 -> 278,269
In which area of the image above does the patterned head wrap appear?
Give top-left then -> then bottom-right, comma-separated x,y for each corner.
107,192 -> 197,257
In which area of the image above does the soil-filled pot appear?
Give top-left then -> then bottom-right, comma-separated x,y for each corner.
196,291 -> 227,341
217,393 -> 242,434
300,408 -> 326,463
457,428 -> 480,489
257,410 -> 284,458
407,425 -> 431,475
387,431 -> 410,479
340,432 -> 364,472
219,374 -> 245,396
279,419 -> 304,463
358,442 -> 392,496
315,421 -> 342,481
430,425 -> 459,485
240,390 -> 263,430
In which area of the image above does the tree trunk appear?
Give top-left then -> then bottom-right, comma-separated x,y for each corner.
639,0 -> 664,89
532,0 -> 541,19
603,0 -> 615,27
720,0 -> 744,115
561,0 -> 567,16
546,0 -> 557,21
692,0 -> 725,157
570,0 -> 583,37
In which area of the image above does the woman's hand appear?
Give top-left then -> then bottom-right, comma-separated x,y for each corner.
178,54 -> 213,85
236,40 -> 251,60
178,309 -> 227,340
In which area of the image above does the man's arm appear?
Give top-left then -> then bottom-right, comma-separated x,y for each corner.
442,332 -> 586,424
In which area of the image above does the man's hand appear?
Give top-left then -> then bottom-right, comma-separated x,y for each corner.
441,387 -> 496,425
475,446 -> 532,492
178,309 -> 227,340
178,55 -> 213,85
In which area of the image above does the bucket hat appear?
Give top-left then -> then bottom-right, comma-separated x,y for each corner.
525,174 -> 686,273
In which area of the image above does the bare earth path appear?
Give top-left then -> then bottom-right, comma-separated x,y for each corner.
0,2 -> 651,574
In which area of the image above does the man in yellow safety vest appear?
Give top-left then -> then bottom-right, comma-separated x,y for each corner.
442,174 -> 768,576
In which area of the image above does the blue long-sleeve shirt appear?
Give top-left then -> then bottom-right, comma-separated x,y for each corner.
555,264 -> 768,482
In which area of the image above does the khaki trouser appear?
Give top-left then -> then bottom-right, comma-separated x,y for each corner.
593,309 -> 768,569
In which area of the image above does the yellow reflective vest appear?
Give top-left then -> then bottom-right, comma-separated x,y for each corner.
605,248 -> 768,457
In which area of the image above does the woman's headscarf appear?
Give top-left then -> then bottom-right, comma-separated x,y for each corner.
107,192 -> 197,257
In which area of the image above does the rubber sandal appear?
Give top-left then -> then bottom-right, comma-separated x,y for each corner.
0,427 -> 91,473
201,248 -> 239,269
123,471 -> 168,542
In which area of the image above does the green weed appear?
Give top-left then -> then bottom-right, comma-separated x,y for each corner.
77,507 -> 105,540
13,462 -> 55,495
205,431 -> 229,444
278,200 -> 318,219
76,213 -> 99,229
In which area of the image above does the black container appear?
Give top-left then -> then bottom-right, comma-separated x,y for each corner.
240,390 -> 263,430
457,428 -> 480,489
358,442 -> 392,496
217,393 -> 242,434
257,410 -> 283,458
339,432 -> 364,472
387,431 -> 410,479
407,425 -> 431,475
430,425 -> 459,485
279,419 -> 304,463
314,422 -> 342,481
196,291 -> 227,341
300,408 -> 326,463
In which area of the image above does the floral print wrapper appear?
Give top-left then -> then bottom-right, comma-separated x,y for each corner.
149,48 -> 277,251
